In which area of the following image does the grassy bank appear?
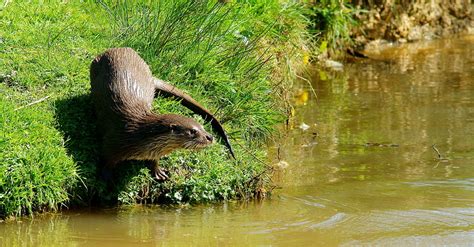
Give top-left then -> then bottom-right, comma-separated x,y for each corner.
0,1 -> 309,218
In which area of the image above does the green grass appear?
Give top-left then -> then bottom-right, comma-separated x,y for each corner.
0,1 -> 111,218
307,0 -> 357,54
0,96 -> 77,217
0,1 -> 309,217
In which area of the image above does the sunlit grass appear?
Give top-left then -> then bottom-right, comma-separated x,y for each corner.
0,93 -> 77,217
307,0 -> 357,54
0,2 -> 110,217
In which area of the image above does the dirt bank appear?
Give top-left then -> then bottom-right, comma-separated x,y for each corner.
351,0 -> 473,50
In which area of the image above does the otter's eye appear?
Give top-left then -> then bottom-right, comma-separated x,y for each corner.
188,129 -> 198,136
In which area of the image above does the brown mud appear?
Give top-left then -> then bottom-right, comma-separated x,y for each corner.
351,0 -> 473,51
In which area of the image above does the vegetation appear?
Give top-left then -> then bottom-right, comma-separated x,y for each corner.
0,0 -> 309,218
2,0 -> 470,219
307,0 -> 357,55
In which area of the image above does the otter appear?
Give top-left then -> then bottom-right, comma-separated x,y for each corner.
90,47 -> 234,180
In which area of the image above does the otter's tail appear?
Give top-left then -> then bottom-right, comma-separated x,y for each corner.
153,78 -> 235,159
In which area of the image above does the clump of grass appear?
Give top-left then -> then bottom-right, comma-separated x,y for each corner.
116,148 -> 270,204
0,94 -> 77,218
233,0 -> 312,119
307,0 -> 357,54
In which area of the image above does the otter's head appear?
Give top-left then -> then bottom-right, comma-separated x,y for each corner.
149,114 -> 213,151
132,114 -> 214,160
169,116 -> 213,149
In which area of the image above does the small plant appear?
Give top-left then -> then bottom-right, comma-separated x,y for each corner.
308,0 -> 357,52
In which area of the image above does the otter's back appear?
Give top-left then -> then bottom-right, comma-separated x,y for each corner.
90,47 -> 156,132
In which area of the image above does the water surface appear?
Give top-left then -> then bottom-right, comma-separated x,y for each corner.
1,36 -> 474,246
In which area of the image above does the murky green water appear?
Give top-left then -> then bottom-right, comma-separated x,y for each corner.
1,36 -> 474,246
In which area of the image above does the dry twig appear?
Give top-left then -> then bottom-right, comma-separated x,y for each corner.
14,95 -> 50,111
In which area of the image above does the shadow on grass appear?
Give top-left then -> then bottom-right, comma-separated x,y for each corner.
54,93 -> 145,206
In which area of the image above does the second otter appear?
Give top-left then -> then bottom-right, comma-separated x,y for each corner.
90,47 -> 234,180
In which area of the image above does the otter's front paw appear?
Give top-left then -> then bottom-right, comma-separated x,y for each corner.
153,166 -> 170,181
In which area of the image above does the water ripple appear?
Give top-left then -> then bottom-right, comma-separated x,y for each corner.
406,178 -> 474,191
341,207 -> 474,235
308,213 -> 347,229
344,230 -> 474,247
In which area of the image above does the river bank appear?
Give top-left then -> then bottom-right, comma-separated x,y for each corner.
0,1 -> 472,219
0,1 -> 309,219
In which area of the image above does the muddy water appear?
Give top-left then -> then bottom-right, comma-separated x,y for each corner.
1,36 -> 474,246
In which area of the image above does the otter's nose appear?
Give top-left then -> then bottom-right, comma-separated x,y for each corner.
206,135 -> 213,143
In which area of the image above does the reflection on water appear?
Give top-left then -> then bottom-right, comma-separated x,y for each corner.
1,36 -> 474,246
